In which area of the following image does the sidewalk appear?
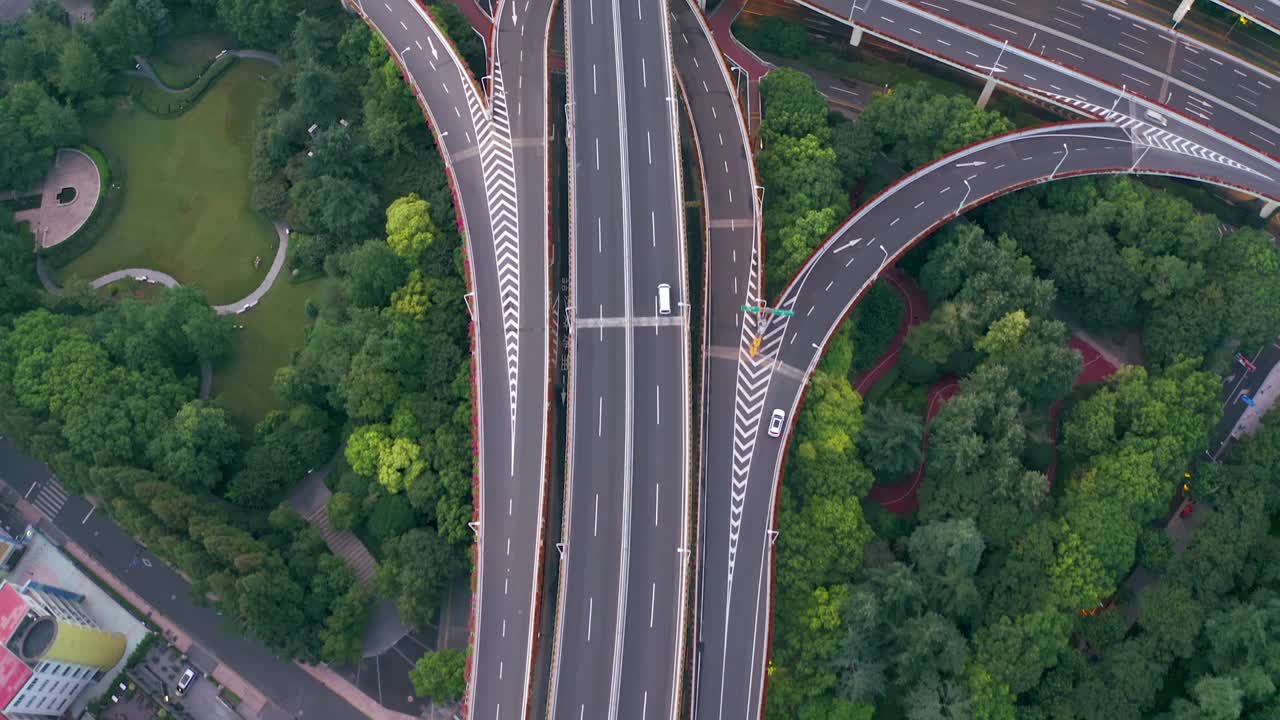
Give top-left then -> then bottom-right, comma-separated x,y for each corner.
706,0 -> 771,135
2,493 -> 273,716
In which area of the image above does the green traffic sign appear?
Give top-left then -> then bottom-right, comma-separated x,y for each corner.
772,309 -> 796,317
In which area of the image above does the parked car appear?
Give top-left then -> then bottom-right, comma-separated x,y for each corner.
176,668 -> 196,695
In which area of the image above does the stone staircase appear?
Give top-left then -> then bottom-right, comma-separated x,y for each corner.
305,503 -> 378,586
287,472 -> 379,587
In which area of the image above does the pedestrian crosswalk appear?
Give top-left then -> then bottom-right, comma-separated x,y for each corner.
30,478 -> 67,519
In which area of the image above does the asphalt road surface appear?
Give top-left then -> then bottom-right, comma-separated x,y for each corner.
1208,0 -> 1280,33
788,0 -> 1280,171
0,437 -> 365,720
548,0 -> 691,714
692,118 -> 1280,720
355,1 -> 554,717
665,2 -> 773,718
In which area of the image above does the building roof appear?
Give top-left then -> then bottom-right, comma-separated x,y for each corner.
44,623 -> 126,670
0,585 -> 31,718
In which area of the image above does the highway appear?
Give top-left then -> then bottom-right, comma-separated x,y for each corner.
1207,0 -> 1280,34
353,1 -> 554,718
665,1 -> 769,718
788,0 -> 1280,170
692,115 -> 1280,719
548,0 -> 691,713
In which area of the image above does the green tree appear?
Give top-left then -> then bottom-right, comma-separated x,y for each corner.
859,401 -> 924,481
385,193 -> 438,263
376,528 -> 466,629
146,401 -> 241,493
340,240 -> 409,308
56,36 -> 107,104
92,0 -> 153,68
759,67 -> 831,146
326,491 -> 359,531
410,648 -> 468,702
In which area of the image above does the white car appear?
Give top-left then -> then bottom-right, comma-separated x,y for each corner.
767,409 -> 786,438
176,668 -> 195,695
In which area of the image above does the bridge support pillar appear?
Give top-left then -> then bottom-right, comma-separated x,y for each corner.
849,26 -> 863,46
977,77 -> 997,109
1173,0 -> 1195,24
1261,200 -> 1278,219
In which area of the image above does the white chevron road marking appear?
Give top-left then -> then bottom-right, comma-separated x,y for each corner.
1048,93 -> 1270,180
465,55 -> 524,452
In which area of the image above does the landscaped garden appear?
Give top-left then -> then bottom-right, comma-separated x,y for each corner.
58,59 -> 280,305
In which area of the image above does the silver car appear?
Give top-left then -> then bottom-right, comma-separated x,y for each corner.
768,409 -> 786,438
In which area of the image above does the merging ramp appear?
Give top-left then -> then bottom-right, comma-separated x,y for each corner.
352,1 -> 555,718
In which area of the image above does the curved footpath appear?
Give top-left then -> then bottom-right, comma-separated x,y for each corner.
36,221 -> 290,400
38,221 -> 289,314
124,49 -> 283,93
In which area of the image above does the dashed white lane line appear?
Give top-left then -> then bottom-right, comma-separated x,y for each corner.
649,582 -> 657,626
914,200 -> 925,209
937,38 -> 952,46
587,597 -> 594,642
1248,131 -> 1276,146
653,484 -> 659,526
1120,30 -> 1148,45
383,2 -> 391,9
415,40 -> 422,50
647,131 -> 653,165
1118,42 -> 1144,55
442,82 -> 449,94
989,22 -> 1017,34
399,20 -> 407,29
965,50 -> 980,58
881,15 -> 896,22
594,493 -> 600,536
1057,47 -> 1085,60
598,396 -> 604,436
909,27 -> 922,34
1053,17 -> 1082,30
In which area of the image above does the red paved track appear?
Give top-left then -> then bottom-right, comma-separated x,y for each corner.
449,0 -> 493,34
707,0 -> 772,78
858,274 -> 1120,515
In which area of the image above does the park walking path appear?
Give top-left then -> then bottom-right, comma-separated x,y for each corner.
856,272 -> 1120,514
37,221 -> 290,316
124,50 -> 283,94
706,0 -> 771,135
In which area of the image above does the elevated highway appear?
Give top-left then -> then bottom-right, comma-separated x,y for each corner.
547,0 -> 691,715
692,112 -> 1280,719
352,1 -> 555,717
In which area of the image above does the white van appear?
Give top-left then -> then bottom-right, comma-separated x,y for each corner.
657,283 -> 672,315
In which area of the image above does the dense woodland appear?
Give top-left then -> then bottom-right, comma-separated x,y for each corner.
762,70 -> 1280,720
0,0 -> 475,672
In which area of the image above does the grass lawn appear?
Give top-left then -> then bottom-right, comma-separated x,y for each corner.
61,59 -> 278,305
210,277 -> 333,431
